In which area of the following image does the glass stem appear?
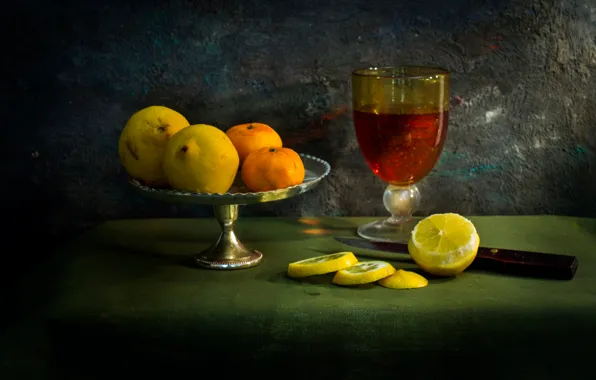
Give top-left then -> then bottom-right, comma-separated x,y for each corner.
383,184 -> 420,224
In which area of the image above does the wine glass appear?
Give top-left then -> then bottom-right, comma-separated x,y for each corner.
352,66 -> 450,242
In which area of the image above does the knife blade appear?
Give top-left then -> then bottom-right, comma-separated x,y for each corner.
333,237 -> 578,280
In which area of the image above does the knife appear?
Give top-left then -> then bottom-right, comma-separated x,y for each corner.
334,237 -> 579,280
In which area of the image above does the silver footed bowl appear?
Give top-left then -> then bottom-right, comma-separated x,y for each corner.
128,153 -> 331,271
129,154 -> 331,205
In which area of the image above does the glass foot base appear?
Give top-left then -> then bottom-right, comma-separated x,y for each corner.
357,217 -> 418,243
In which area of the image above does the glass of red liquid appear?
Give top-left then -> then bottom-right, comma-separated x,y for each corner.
352,66 -> 450,242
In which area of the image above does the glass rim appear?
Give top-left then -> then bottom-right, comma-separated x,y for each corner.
352,65 -> 450,79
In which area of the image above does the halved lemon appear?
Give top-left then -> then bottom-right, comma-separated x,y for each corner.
408,213 -> 480,276
287,252 -> 358,278
378,269 -> 428,289
332,261 -> 396,286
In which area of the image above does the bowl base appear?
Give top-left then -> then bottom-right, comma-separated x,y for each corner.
194,250 -> 263,270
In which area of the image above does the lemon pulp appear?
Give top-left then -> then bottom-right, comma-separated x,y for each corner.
408,213 -> 479,276
378,269 -> 428,289
332,261 -> 396,285
287,252 -> 358,278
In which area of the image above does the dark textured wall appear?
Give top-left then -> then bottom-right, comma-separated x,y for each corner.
4,0 -> 596,243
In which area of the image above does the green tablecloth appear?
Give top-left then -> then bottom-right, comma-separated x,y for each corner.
39,217 -> 596,378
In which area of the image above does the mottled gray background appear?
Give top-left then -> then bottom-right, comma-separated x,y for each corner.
3,0 -> 596,246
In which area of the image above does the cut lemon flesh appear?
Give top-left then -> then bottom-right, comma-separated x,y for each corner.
287,252 -> 358,278
378,269 -> 428,289
332,261 -> 396,286
408,213 -> 480,276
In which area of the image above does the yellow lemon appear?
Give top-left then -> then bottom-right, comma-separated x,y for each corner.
408,213 -> 480,276
118,105 -> 190,187
332,261 -> 396,286
162,124 -> 239,193
287,252 -> 358,278
378,269 -> 428,289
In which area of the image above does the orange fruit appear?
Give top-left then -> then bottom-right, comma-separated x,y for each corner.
241,147 -> 305,192
226,123 -> 283,163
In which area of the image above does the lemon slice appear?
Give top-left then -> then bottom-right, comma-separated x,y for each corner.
378,269 -> 428,289
408,213 -> 480,276
332,261 -> 396,285
287,252 -> 358,278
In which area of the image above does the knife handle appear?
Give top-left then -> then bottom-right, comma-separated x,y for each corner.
474,247 -> 578,280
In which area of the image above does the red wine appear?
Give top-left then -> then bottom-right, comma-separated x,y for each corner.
353,109 -> 448,185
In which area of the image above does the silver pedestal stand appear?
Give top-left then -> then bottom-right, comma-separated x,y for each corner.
129,154 -> 330,270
